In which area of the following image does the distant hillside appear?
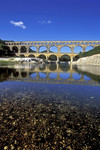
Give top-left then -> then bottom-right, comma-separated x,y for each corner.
0,39 -> 5,44
29,48 -> 36,53
76,46 -> 100,59
0,39 -> 14,44
4,40 -> 14,42
0,39 -> 5,53
0,39 -> 15,57
41,50 -> 53,53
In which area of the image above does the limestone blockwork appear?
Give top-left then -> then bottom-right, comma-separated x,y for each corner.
5,41 -> 100,61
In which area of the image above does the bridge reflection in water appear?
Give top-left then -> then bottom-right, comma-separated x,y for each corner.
0,63 -> 100,86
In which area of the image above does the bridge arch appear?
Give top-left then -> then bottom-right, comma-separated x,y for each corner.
60,46 -> 71,53
30,72 -> 37,78
39,72 -> 47,79
73,46 -> 83,54
29,46 -> 37,53
49,63 -> 57,71
59,73 -> 70,79
73,54 -> 80,61
49,46 -> 58,53
13,71 -> 19,77
20,46 -> 27,53
59,64 -> 70,72
48,54 -> 57,61
12,46 -> 18,53
4,46 -> 10,51
38,54 -> 46,60
72,73 -> 81,80
49,73 -> 57,79
20,54 -> 25,57
28,54 -> 35,58
60,54 -> 71,62
39,46 -> 47,53
85,46 -> 94,52
39,64 -> 46,71
21,72 -> 27,78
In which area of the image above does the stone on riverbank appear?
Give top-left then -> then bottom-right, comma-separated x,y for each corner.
72,54 -> 100,65
0,57 -> 43,63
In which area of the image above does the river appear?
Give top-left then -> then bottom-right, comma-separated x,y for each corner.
0,63 -> 100,150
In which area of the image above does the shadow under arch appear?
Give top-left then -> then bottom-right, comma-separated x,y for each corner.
12,46 -> 18,53
60,46 -> 71,53
20,46 -> 27,53
4,46 -> 10,51
21,72 -> 27,78
39,63 -> 46,71
38,54 -> 46,60
29,46 -> 37,53
13,71 -> 19,77
29,65 -> 36,70
0,68 -> 13,82
1,46 -> 15,56
39,46 -> 47,53
20,54 -> 25,57
59,73 -> 70,79
49,46 -> 58,53
48,54 -> 57,61
59,64 -> 70,72
49,63 -> 57,71
28,54 -> 35,58
60,54 -> 71,62
73,54 -> 80,61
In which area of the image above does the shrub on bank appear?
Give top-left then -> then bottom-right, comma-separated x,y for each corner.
77,46 -> 100,58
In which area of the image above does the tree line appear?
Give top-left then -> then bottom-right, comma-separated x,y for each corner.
0,39 -> 15,57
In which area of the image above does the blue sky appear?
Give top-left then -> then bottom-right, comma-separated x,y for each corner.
0,0 -> 100,41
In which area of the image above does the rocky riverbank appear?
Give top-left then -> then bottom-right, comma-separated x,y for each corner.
0,57 -> 44,63
72,54 -> 100,65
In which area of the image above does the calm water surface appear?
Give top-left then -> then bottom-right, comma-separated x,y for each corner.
0,63 -> 100,150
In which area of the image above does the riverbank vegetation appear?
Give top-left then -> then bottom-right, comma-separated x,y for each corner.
75,46 -> 100,59
0,39 -> 14,57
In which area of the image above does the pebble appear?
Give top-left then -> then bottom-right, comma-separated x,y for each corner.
4,146 -> 8,150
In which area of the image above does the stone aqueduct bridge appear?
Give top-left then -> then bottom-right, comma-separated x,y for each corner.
5,40 -> 100,62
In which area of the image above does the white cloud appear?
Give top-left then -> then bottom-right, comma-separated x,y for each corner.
38,20 -> 52,24
10,21 -> 26,29
47,20 -> 52,24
